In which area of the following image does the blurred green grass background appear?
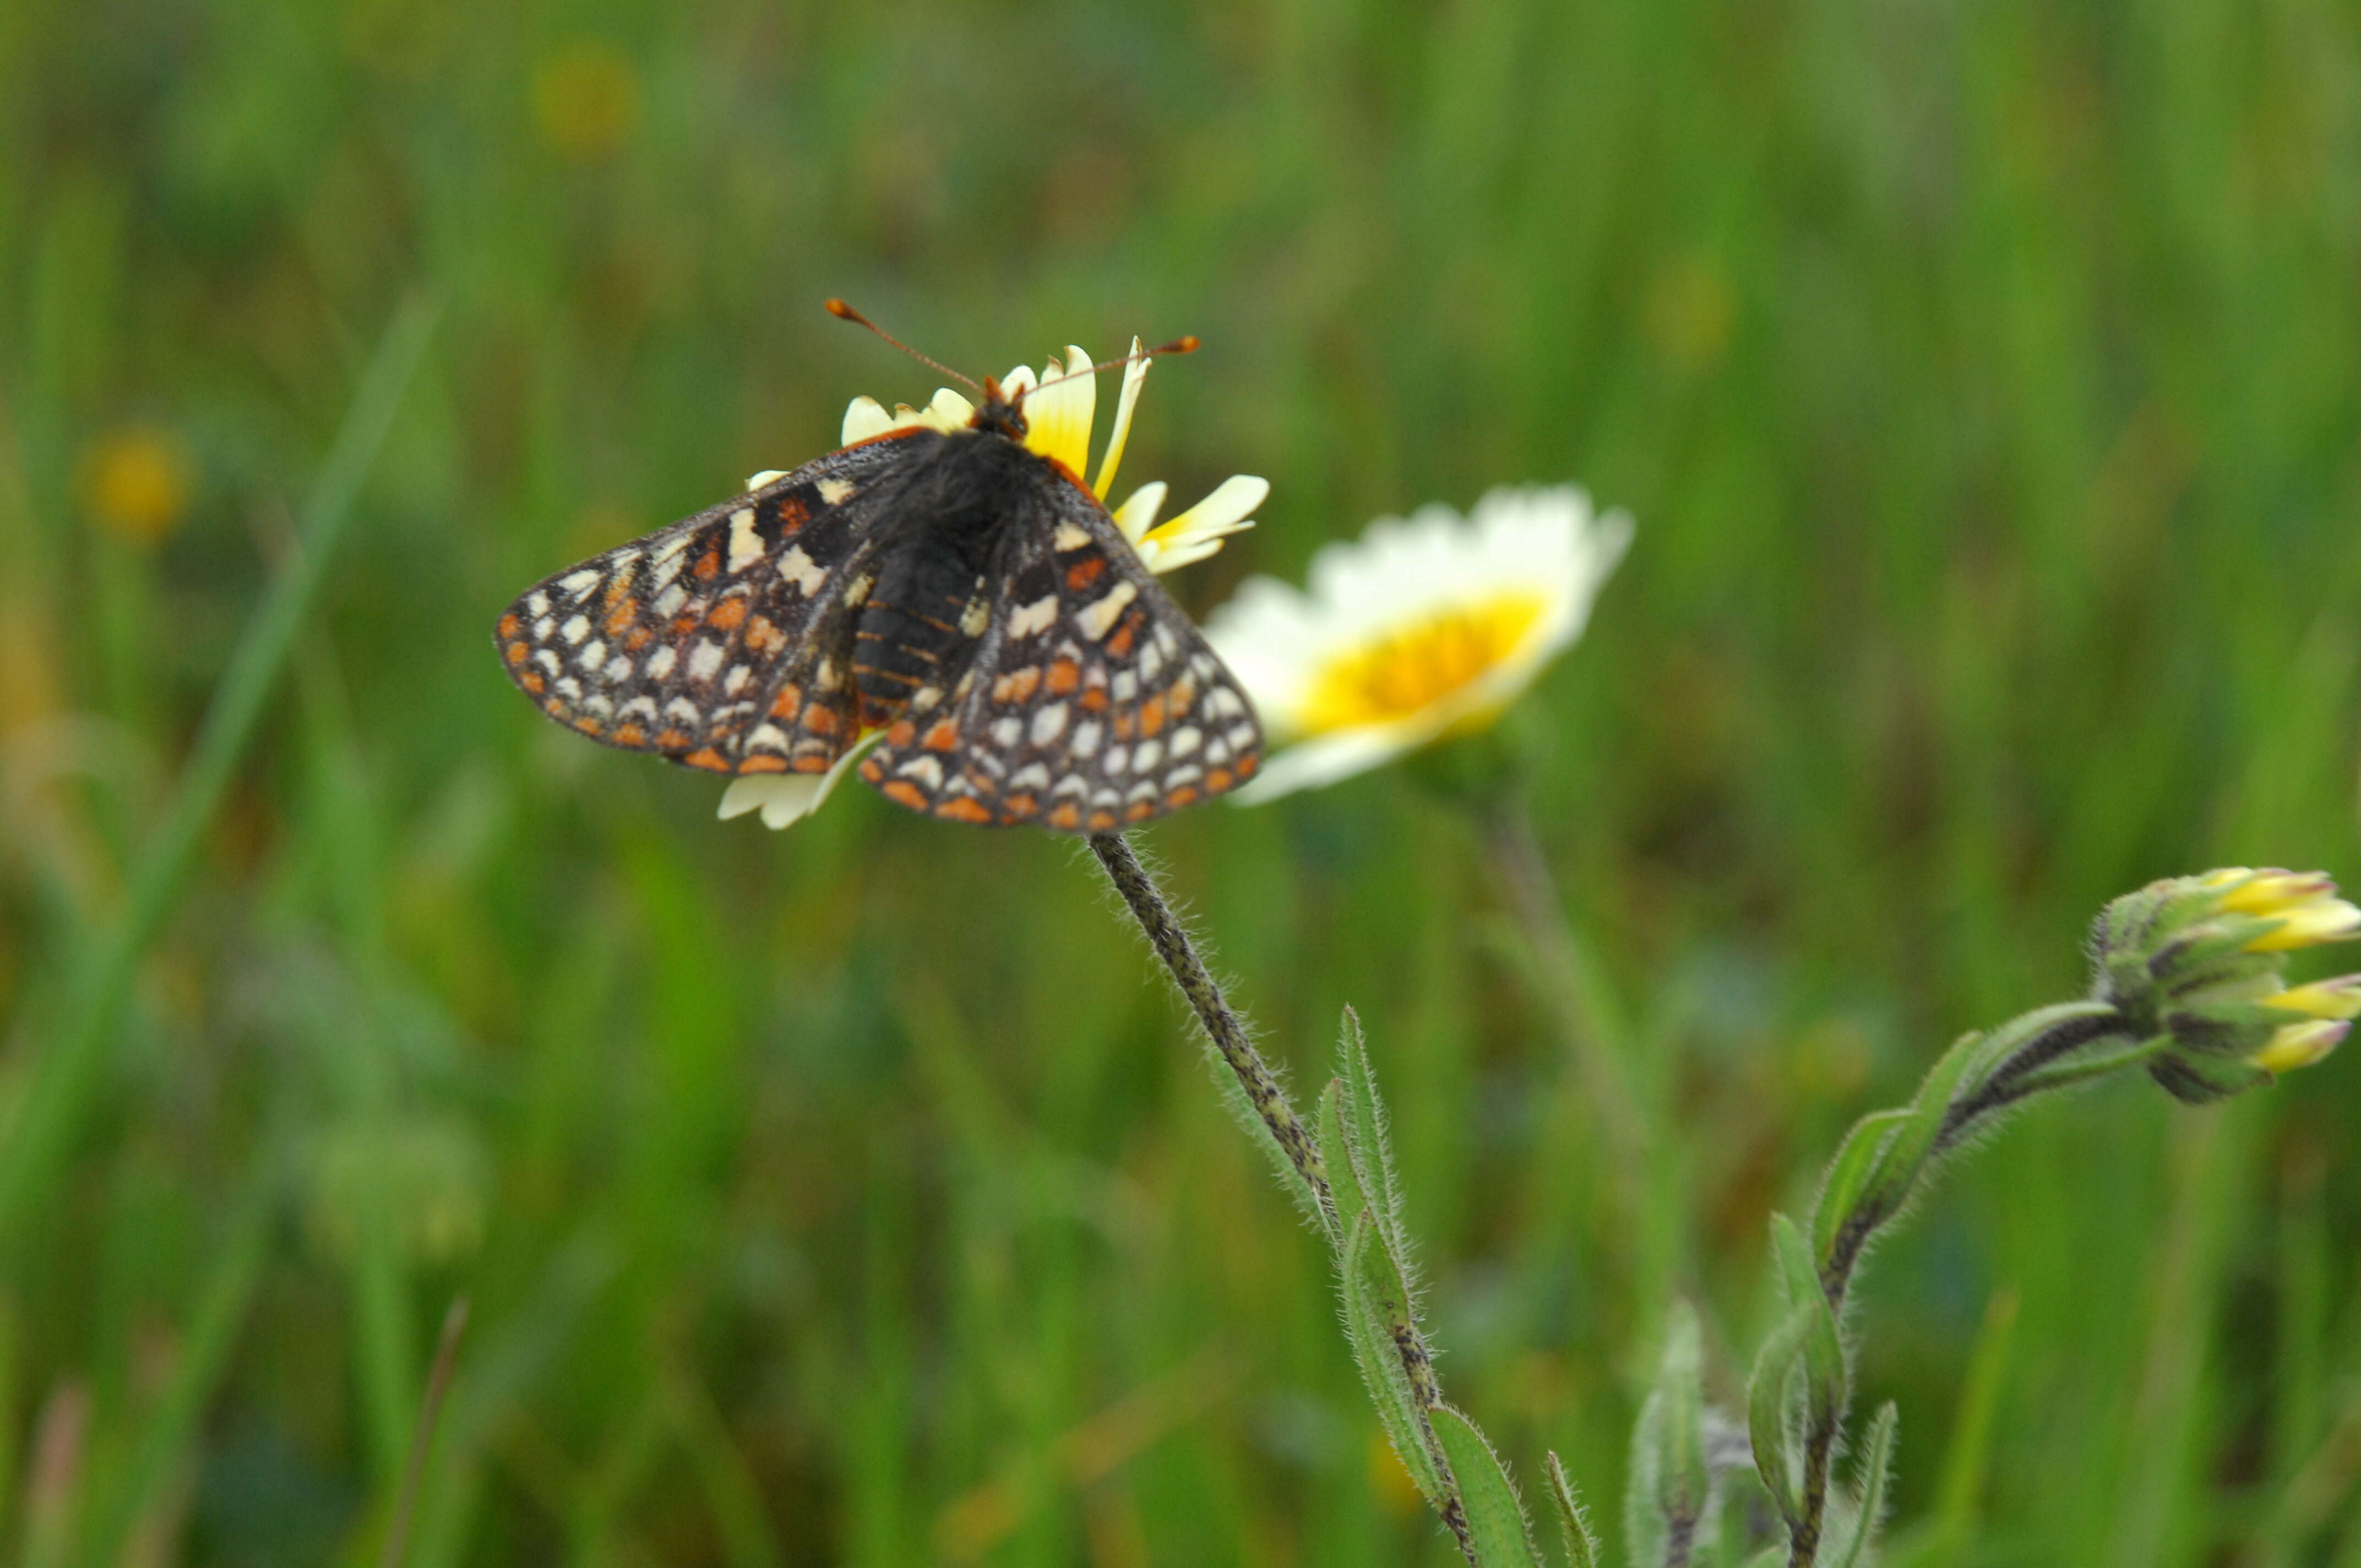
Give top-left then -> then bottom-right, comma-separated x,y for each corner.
4,0 -> 2361,1562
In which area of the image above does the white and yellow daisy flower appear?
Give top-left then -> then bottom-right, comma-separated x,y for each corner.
1205,484 -> 1631,803
722,341 -> 1267,831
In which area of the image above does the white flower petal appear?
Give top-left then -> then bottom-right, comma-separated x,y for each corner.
1000,365 -> 1037,398
922,387 -> 975,431
1204,483 -> 1631,798
841,396 -> 895,445
719,774 -> 828,829
1111,481 -> 1169,544
1094,338 -> 1149,499
746,469 -> 788,490
1145,474 -> 1266,549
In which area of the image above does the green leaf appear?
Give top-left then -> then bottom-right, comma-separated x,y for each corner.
1840,1030 -> 1998,1258
1339,1006 -> 1404,1254
1314,1079 -> 1363,1251
1542,1452 -> 1600,1568
1769,1215 -> 1845,1435
1340,1212 -> 1448,1507
1808,1108 -> 1912,1270
1627,1304 -> 1711,1564
1746,1308 -> 1814,1527
1432,1406 -> 1542,1568
1821,1402 -> 1898,1568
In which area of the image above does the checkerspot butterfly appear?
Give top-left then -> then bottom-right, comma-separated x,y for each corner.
493,311 -> 1263,832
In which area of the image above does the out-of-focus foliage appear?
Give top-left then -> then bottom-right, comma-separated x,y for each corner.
3,0 -> 2360,1562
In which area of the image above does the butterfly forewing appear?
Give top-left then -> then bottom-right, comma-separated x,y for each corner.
493,435 -> 921,774
857,477 -> 1263,831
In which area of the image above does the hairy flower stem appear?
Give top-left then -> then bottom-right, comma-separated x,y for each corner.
1787,1005 -> 2137,1567
1088,832 -> 1330,1210
1087,832 -> 1479,1565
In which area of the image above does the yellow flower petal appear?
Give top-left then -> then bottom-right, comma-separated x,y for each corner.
2245,897 -> 2361,951
2262,976 -> 2361,1020
1094,338 -> 1148,500
1022,346 -> 1096,477
2254,1019 -> 2349,1075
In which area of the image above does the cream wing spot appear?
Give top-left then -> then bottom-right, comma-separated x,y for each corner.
1009,595 -> 1058,639
727,507 -> 763,571
689,642 -> 725,683
1076,581 -> 1139,640
646,646 -> 678,680
1031,703 -> 1069,744
561,614 -> 590,644
779,546 -> 826,596
818,477 -> 855,505
1054,520 -> 1092,549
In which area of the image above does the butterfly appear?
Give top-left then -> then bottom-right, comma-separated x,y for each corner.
493,311 -> 1264,834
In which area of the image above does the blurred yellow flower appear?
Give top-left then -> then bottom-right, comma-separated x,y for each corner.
1205,486 -> 1631,802
82,424 -> 192,546
719,341 -> 1266,832
532,40 -> 640,161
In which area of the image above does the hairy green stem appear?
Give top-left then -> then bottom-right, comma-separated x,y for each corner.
1789,1004 -> 2138,1566
1086,832 -> 1478,1564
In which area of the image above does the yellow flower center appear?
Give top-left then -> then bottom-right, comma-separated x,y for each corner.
1296,594 -> 1547,735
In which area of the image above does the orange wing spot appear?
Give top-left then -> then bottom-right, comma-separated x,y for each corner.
1105,622 -> 1136,657
922,720 -> 958,751
1003,793 -> 1039,818
739,754 -> 788,773
497,613 -> 522,638
707,596 -> 748,630
605,573 -> 633,605
683,747 -> 731,772
746,616 -> 784,652
505,642 -> 528,666
792,753 -> 831,773
882,780 -> 928,810
1047,801 -> 1082,831
885,718 -> 917,745
1064,556 -> 1107,591
1138,694 -> 1167,736
1086,808 -> 1119,831
603,600 -> 638,635
573,716 -> 604,737
1046,659 -> 1080,695
1112,710 -> 1136,741
1165,786 -> 1200,808
655,727 -> 691,749
623,626 -> 654,651
1206,768 -> 1233,793
543,698 -> 567,716
521,671 -> 547,694
802,706 -> 840,737
993,666 -> 1042,704
1168,677 -> 1197,714
1124,800 -> 1155,823
859,756 -> 885,782
770,684 -> 803,720
613,722 -> 647,745
777,496 -> 809,531
1078,685 -> 1108,711
936,797 -> 992,824
692,543 -> 722,580
1234,754 -> 1258,777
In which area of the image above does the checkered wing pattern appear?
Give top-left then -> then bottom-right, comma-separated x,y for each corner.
857,481 -> 1263,831
493,435 -> 917,776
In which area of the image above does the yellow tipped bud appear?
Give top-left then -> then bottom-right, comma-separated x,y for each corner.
2244,896 -> 2361,952
2261,976 -> 2361,1020
2212,869 -> 2337,916
2253,1019 -> 2348,1076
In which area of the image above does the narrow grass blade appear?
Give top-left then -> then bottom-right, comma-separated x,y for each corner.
1432,1406 -> 1542,1568
1926,1289 -> 2016,1568
0,296 -> 436,1241
81,1145 -> 277,1566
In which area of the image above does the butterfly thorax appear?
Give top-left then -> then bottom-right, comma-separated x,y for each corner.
850,425 -> 1053,725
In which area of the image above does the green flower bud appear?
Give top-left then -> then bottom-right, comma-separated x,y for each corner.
2091,868 -> 2359,1103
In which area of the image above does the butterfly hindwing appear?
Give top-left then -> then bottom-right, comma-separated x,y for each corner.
858,475 -> 1263,831
493,433 -> 924,774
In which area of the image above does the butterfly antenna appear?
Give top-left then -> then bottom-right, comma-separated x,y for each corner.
824,300 -> 983,394
1014,335 -> 1200,407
